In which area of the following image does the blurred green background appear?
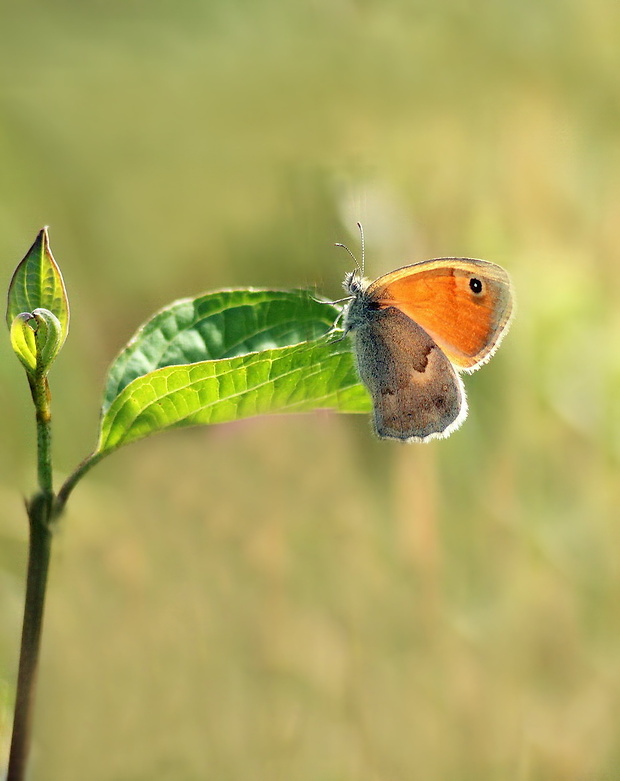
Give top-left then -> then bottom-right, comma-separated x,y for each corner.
2,0 -> 620,778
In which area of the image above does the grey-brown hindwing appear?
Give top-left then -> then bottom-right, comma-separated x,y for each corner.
351,306 -> 464,441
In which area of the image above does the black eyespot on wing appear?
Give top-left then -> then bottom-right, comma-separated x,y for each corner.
469,277 -> 483,295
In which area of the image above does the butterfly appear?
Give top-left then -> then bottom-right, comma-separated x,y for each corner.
340,239 -> 513,443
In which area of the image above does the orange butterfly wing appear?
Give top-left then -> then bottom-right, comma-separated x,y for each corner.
366,258 -> 513,370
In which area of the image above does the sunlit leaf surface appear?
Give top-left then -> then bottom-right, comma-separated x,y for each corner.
98,289 -> 369,453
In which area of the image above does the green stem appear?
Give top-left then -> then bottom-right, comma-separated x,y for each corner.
7,374 -> 54,781
34,377 -> 53,496
7,377 -> 105,778
7,503 -> 52,781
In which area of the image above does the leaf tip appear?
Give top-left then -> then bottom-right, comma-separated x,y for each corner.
6,227 -> 70,345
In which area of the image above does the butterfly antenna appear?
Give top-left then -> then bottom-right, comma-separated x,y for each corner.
334,240 -> 361,273
335,223 -> 365,277
356,222 -> 365,275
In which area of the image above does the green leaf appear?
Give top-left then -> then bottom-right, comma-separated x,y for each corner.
98,339 -> 369,454
31,308 -> 64,371
104,289 -> 345,411
9,308 -> 65,377
97,289 -> 370,454
9,313 -> 37,373
6,228 -> 69,350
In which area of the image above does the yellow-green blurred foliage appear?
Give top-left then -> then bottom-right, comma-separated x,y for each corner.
2,0 -> 620,778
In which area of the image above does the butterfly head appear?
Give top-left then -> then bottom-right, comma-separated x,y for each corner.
341,269 -> 376,336
337,223 -> 375,335
342,269 -> 365,297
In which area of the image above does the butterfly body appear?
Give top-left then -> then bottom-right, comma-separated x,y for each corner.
342,258 -> 513,443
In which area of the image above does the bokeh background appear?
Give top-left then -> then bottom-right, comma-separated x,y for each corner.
2,1 -> 620,779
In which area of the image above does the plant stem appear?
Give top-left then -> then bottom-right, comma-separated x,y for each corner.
7,503 -> 52,781
34,377 -> 53,497
7,375 -> 54,781
8,358 -> 107,778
